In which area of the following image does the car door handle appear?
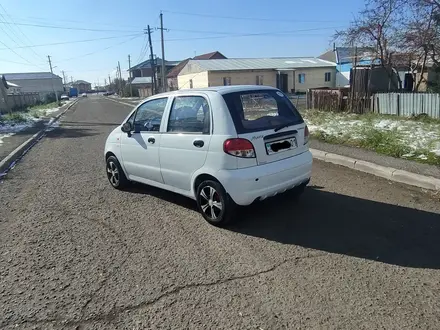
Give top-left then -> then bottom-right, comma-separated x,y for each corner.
193,139 -> 204,148
147,137 -> 155,144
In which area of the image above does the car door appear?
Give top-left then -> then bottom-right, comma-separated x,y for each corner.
159,94 -> 212,191
120,97 -> 169,184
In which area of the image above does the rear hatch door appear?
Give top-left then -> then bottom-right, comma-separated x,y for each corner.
222,89 -> 307,165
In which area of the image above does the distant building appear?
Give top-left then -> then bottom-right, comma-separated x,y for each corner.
6,81 -> 22,94
71,80 -> 92,93
177,57 -> 336,93
319,46 -> 377,87
1,72 -> 63,97
131,77 -> 153,98
167,51 -> 227,90
128,58 -> 181,92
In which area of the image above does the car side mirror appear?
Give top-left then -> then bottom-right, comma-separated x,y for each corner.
121,122 -> 133,136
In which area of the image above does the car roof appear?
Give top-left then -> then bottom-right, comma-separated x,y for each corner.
158,85 -> 278,97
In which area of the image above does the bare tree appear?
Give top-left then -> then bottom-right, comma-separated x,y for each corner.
336,0 -> 440,91
406,0 -> 440,90
398,0 -> 440,90
336,0 -> 404,65
335,0 -> 406,91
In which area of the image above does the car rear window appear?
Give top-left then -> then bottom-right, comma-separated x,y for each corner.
222,90 -> 304,134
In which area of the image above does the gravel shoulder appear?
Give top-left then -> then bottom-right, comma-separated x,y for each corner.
1,96 -> 439,329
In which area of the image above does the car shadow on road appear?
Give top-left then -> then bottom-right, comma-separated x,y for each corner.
126,182 -> 197,211
45,126 -> 100,139
229,186 -> 440,269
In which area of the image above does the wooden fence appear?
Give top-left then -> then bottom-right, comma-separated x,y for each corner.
307,88 -> 349,112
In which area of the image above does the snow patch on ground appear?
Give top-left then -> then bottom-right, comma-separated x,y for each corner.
45,121 -> 60,132
0,133 -> 14,145
303,110 -> 440,158
0,103 -> 64,144
0,122 -> 31,134
374,119 -> 400,130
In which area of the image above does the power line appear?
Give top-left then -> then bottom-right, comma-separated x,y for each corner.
165,28 -> 240,35
10,15 -> 143,29
162,10 -> 342,23
0,35 -> 44,68
153,26 -> 345,42
54,34 -> 143,63
136,34 -> 149,63
0,14 -> 40,66
0,58 -> 45,66
0,4 -> 45,61
0,21 -> 140,33
0,33 -> 143,50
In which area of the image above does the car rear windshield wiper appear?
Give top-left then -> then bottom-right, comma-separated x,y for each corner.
274,121 -> 297,132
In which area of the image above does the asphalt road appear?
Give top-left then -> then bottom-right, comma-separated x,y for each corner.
1,96 -> 440,329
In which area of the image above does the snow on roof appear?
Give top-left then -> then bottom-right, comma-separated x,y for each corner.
188,57 -> 336,71
2,72 -> 62,80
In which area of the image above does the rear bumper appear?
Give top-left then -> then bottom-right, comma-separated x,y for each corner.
216,151 -> 313,206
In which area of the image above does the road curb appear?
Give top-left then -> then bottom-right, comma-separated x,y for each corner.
104,96 -> 139,107
310,148 -> 440,191
0,99 -> 79,177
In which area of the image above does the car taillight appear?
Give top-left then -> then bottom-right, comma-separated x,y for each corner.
304,125 -> 309,145
223,138 -> 256,158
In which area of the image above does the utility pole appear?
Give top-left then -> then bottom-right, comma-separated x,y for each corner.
108,74 -> 111,91
146,25 -> 156,95
61,70 -> 67,85
158,12 -> 167,92
128,54 -> 133,97
47,55 -> 59,104
117,63 -> 120,95
118,61 -> 122,96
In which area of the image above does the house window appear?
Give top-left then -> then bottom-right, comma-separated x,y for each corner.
325,72 -> 331,82
189,79 -> 193,89
256,75 -> 263,85
223,77 -> 231,86
298,73 -> 306,84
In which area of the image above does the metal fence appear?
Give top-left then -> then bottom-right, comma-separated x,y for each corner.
288,94 -> 307,110
373,93 -> 440,118
0,92 -> 41,114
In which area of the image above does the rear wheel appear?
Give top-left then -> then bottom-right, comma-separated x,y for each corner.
196,180 -> 236,226
106,155 -> 128,189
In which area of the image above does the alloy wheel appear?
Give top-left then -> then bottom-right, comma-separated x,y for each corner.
107,161 -> 120,186
199,185 -> 223,220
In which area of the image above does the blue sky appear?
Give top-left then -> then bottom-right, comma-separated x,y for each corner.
0,0 -> 364,85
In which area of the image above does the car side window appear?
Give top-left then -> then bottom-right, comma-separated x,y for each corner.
134,98 -> 168,132
167,96 -> 210,134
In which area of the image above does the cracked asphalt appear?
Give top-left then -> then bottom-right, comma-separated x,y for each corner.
1,95 -> 440,329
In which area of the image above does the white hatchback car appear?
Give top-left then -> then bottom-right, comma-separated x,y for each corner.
105,86 -> 312,226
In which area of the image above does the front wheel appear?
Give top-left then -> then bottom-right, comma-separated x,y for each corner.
106,155 -> 129,189
196,180 -> 236,226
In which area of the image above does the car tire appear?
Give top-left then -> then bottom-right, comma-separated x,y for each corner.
106,155 -> 129,189
196,180 -> 236,226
